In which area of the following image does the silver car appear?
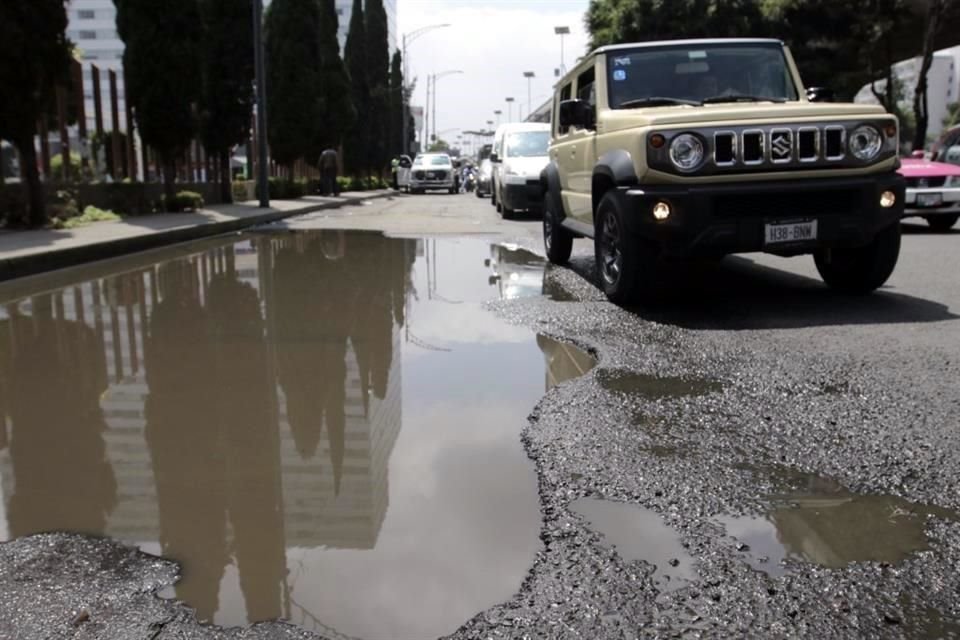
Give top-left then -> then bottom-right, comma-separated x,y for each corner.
409,153 -> 457,194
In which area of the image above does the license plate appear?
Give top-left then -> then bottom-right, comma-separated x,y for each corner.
765,220 -> 818,245
917,192 -> 943,207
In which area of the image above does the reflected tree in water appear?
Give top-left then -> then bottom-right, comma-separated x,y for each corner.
0,294 -> 116,538
206,269 -> 285,623
144,260 -> 228,621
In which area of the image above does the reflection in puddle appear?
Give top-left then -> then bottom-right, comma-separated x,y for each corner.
0,233 -> 586,639
537,335 -> 596,390
571,498 -> 695,593
718,470 -> 957,577
597,369 -> 723,399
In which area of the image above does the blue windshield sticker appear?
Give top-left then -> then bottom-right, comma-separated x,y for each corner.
613,69 -> 627,81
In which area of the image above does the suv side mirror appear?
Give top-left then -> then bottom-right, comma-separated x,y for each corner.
559,99 -> 594,130
490,152 -> 500,163
806,86 -> 835,103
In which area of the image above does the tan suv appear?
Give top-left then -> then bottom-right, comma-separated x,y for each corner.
541,38 -> 905,304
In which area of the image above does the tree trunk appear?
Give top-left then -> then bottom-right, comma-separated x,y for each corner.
913,0 -> 946,151
15,136 -> 46,228
219,149 -> 233,204
162,154 -> 177,209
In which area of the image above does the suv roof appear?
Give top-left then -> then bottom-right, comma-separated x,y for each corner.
592,37 -> 785,56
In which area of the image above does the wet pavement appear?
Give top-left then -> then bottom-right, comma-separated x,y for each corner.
1,194 -> 960,638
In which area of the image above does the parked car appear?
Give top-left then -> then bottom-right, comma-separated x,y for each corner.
476,159 -> 493,198
409,153 -> 456,194
541,37 -> 905,304
898,157 -> 960,231
930,124 -> 960,162
490,122 -> 551,218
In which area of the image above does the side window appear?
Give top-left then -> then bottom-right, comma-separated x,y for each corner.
555,83 -> 572,136
577,66 -> 596,106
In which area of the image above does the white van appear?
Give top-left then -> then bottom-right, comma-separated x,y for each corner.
490,122 -> 551,218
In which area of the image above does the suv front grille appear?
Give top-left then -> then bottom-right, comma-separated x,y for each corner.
713,188 -> 862,219
704,125 -> 862,171
905,176 -> 947,188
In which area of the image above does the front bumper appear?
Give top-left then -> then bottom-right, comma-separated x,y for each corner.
410,178 -> 454,190
502,178 -> 544,211
903,187 -> 960,217
620,173 -> 905,256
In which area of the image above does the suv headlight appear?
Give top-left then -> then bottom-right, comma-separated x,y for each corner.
669,133 -> 705,172
849,125 -> 882,161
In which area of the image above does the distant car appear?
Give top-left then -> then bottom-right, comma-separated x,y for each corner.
476,159 -> 493,198
490,122 -> 551,218
899,157 -> 960,231
409,153 -> 456,194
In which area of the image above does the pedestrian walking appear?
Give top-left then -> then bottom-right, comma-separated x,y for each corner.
320,148 -> 339,196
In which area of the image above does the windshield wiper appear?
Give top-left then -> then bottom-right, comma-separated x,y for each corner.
618,96 -> 701,108
701,94 -> 786,104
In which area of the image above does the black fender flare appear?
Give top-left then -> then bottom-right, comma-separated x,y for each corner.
540,162 -> 566,220
592,150 -> 638,213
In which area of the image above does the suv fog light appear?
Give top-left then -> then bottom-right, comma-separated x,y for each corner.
653,201 -> 671,220
880,191 -> 896,208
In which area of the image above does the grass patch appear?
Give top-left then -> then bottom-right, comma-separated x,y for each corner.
54,205 -> 122,229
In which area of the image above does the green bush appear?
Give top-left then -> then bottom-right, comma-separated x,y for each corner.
232,180 -> 255,202
56,205 -> 121,229
50,151 -> 83,180
336,176 -> 352,193
258,177 -> 308,200
164,190 -> 205,212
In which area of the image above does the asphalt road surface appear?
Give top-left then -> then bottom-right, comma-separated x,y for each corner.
1,191 -> 959,639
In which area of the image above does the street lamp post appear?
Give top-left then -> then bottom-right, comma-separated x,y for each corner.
523,71 -> 535,121
431,69 -> 463,143
402,23 -> 450,155
494,110 -> 502,127
555,26 -> 570,76
252,0 -> 269,207
505,97 -> 515,123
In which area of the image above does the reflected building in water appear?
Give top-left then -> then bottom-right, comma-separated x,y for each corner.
0,232 -> 414,624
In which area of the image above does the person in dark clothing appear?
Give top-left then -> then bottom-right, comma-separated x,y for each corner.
320,148 -> 339,196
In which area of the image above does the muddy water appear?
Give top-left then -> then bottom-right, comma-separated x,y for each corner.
719,469 -> 958,577
0,232 -> 591,639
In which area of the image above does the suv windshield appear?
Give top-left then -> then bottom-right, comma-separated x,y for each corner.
607,42 -> 799,109
414,155 -> 451,166
506,131 -> 550,158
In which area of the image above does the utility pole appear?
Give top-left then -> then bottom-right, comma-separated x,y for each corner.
494,110 -> 502,127
555,26 -> 570,76
253,0 -> 269,207
402,24 -> 450,155
505,97 -> 515,123
523,71 -> 535,121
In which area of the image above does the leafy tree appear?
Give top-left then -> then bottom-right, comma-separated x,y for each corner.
365,0 -> 390,174
343,0 -> 369,177
116,0 -> 203,206
428,139 -> 450,152
316,0 -> 355,157
0,0 -> 72,226
199,0 -> 254,203
943,102 -> 960,130
264,0 -> 324,174
389,49 -> 404,156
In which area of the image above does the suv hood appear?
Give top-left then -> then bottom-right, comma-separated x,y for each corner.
599,102 -> 889,133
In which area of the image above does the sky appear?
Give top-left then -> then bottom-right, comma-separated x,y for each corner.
398,0 -> 592,153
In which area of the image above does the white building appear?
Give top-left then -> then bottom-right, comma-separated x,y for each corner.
66,0 -> 127,133
855,45 -> 960,144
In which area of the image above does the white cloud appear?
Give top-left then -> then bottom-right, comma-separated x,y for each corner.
399,0 -> 591,150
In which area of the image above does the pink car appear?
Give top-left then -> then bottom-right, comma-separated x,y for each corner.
898,157 -> 960,231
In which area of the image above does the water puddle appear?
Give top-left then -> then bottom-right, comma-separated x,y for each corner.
0,232 -> 589,639
485,244 -> 578,302
597,369 -> 724,399
718,469 -> 957,577
571,497 -> 695,593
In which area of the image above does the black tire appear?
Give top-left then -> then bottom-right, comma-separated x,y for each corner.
926,214 -> 959,232
496,188 -> 504,214
594,191 -> 663,305
449,187 -> 457,194
490,181 -> 497,206
475,189 -> 484,198
543,196 -> 573,264
814,223 -> 901,293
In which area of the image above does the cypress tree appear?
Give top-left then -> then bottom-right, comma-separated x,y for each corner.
365,0 -> 390,174
343,0 -> 368,177
389,49 -> 404,157
115,0 -> 203,205
316,0 -> 355,156
0,0 -> 71,226
264,0 -> 324,175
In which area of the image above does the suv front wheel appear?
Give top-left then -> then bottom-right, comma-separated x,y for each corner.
543,197 -> 573,264
813,223 -> 901,293
594,191 -> 663,304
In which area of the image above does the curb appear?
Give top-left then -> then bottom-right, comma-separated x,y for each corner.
0,191 -> 396,282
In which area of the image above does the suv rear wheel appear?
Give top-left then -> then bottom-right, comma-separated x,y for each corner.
594,191 -> 663,304
543,197 -> 573,264
813,223 -> 901,293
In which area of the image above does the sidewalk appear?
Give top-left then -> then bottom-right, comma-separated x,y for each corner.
0,190 -> 395,281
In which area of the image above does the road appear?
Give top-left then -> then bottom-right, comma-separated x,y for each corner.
1,190 -> 958,638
